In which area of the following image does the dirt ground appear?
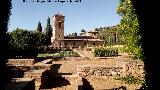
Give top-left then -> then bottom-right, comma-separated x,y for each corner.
49,53 -> 144,90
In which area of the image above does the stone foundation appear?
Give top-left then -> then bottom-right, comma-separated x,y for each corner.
118,60 -> 145,78
77,61 -> 144,78
24,69 -> 49,90
77,65 -> 123,78
53,57 -> 88,61
7,59 -> 35,66
5,78 -> 35,90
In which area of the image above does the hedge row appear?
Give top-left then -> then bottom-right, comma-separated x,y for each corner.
94,47 -> 118,57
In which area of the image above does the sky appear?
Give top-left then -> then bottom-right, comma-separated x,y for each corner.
8,0 -> 121,35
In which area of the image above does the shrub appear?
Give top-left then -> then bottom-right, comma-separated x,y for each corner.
114,75 -> 145,85
94,47 -> 118,57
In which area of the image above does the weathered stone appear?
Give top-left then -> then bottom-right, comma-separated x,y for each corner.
7,59 -> 35,66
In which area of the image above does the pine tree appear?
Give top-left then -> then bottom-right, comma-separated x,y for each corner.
37,21 -> 42,33
45,17 -> 52,45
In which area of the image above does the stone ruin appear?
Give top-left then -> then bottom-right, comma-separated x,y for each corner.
6,57 -> 145,90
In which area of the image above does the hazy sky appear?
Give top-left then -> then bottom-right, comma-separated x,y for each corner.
8,0 -> 121,34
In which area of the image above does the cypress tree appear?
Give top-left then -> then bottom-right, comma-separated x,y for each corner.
37,21 -> 42,33
45,17 -> 52,45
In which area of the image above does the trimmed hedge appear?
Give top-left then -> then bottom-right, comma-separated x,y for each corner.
94,47 -> 118,57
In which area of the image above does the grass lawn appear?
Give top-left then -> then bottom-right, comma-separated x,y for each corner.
37,53 -> 54,57
37,51 -> 80,57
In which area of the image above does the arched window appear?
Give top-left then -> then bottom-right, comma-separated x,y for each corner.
58,21 -> 61,28
65,42 -> 67,48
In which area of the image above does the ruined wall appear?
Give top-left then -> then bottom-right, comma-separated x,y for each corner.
118,61 -> 145,78
24,69 -> 49,90
77,66 -> 123,78
59,57 -> 88,61
77,61 -> 144,78
7,59 -> 35,66
5,78 -> 35,90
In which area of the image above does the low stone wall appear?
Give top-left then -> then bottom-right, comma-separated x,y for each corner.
118,60 -> 145,78
77,65 -> 123,78
5,78 -> 34,90
77,61 -> 144,78
53,57 -> 88,61
24,69 -> 49,90
34,59 -> 52,65
7,59 -> 35,66
77,77 -> 83,90
74,48 -> 94,59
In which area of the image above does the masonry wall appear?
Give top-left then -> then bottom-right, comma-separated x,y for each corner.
7,59 -> 35,66
77,61 -> 144,78
24,69 -> 49,90
64,40 -> 84,48
64,40 -> 103,49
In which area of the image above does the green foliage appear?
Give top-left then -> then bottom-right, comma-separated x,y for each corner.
34,32 -> 48,52
114,75 -> 145,85
97,25 -> 123,46
117,0 -> 144,59
7,28 -> 47,57
37,53 -> 54,57
72,32 -> 77,37
81,29 -> 86,33
94,47 -> 118,57
53,51 -> 80,57
37,21 -> 42,33
79,29 -> 86,36
45,17 -> 52,45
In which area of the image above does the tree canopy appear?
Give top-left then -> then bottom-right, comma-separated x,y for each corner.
7,28 -> 47,57
96,25 -> 123,46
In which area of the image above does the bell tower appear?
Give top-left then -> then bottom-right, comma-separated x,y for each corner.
51,13 -> 65,49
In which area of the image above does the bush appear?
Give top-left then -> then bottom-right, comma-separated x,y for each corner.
114,75 -> 145,85
94,47 -> 118,57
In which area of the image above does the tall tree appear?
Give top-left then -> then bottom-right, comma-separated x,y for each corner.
8,28 -> 39,57
72,32 -> 77,37
45,17 -> 52,45
37,21 -> 42,33
117,0 -> 144,59
0,0 -> 12,89
79,29 -> 86,36
97,25 -> 123,46
81,29 -> 86,33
